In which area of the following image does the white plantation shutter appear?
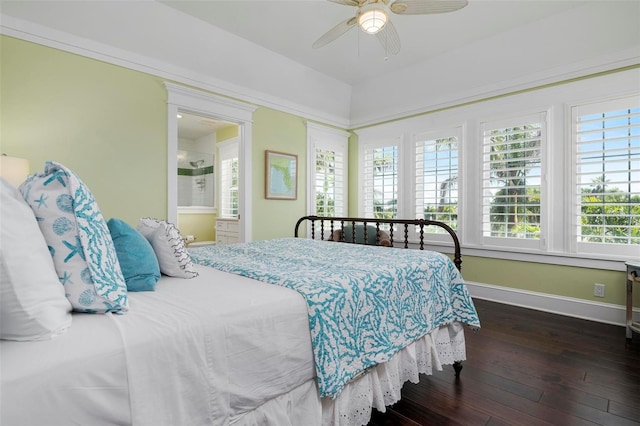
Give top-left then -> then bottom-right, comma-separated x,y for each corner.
481,113 -> 546,249
218,139 -> 239,219
363,141 -> 399,219
414,129 -> 460,235
573,96 -> 640,256
307,123 -> 349,226
315,146 -> 346,217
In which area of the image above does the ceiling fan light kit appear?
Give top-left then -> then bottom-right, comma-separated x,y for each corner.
358,4 -> 388,34
314,0 -> 468,54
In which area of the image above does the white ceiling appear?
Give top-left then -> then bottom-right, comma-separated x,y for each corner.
160,0 -> 586,86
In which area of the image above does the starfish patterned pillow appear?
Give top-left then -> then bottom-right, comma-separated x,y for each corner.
19,161 -> 128,314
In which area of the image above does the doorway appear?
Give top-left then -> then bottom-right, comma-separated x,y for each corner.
165,82 -> 256,243
176,111 -> 238,243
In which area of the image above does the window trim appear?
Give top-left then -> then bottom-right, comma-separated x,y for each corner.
217,137 -> 240,219
306,122 -> 350,218
412,126 -> 463,243
569,95 -> 640,258
479,111 -> 548,251
359,136 -> 404,219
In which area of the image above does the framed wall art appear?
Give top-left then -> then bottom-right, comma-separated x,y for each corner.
265,150 -> 297,200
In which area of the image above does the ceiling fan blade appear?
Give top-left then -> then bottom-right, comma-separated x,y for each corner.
376,19 -> 401,55
312,17 -> 357,49
390,0 -> 468,15
326,0 -> 361,6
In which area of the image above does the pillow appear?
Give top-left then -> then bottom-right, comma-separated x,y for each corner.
107,218 -> 160,291
137,218 -> 198,278
19,161 -> 128,313
336,224 -> 392,246
1,178 -> 72,341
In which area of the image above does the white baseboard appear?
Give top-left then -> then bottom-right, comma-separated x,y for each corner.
466,281 -> 640,328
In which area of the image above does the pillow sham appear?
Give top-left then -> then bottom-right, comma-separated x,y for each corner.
1,178 -> 72,341
137,218 -> 198,279
107,218 -> 161,292
19,161 -> 128,313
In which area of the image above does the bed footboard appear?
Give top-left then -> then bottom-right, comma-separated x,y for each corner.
294,215 -> 462,272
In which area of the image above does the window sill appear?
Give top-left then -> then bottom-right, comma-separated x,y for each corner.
414,240 -> 633,272
178,206 -> 217,214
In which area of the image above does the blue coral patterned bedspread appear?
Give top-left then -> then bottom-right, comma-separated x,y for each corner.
188,238 -> 480,398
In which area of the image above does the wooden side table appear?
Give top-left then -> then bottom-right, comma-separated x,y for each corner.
626,261 -> 640,342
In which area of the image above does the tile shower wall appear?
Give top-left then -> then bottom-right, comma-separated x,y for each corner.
177,149 -> 214,207
178,168 -> 214,206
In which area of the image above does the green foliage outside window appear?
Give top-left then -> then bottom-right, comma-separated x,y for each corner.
580,180 -> 640,244
486,125 -> 542,238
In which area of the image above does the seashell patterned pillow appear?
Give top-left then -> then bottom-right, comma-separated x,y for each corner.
18,161 -> 128,314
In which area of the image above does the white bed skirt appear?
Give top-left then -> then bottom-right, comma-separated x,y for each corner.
231,321 -> 467,426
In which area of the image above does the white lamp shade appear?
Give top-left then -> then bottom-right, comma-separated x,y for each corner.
0,155 -> 30,188
358,5 -> 388,34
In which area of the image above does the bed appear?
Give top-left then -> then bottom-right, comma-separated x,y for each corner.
1,167 -> 479,426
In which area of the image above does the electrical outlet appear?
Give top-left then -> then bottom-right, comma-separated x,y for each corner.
594,283 -> 605,298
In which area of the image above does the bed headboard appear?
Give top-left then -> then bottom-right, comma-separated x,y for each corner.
294,216 -> 462,272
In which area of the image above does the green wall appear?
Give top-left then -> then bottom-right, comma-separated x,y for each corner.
1,35 -> 634,310
463,256 -> 632,306
1,36 -> 167,227
177,213 -> 216,242
251,108 -> 307,240
217,125 -> 238,142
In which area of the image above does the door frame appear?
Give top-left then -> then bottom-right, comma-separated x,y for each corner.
165,82 -> 256,242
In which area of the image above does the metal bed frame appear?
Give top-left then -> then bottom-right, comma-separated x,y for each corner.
294,215 -> 462,271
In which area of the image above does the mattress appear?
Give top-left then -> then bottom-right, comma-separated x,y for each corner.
1,264 -> 315,425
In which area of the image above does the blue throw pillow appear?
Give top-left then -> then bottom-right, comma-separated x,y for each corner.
108,218 -> 161,292
342,224 -> 380,245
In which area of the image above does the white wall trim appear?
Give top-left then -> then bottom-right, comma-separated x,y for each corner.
165,83 -> 257,122
466,280 -> 639,328
305,122 -> 351,139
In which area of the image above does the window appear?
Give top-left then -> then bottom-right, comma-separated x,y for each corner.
414,130 -> 460,233
356,70 -> 638,265
218,138 -> 239,218
315,147 -> 345,216
307,123 -> 349,220
363,142 -> 399,219
573,96 -> 640,256
481,113 -> 545,249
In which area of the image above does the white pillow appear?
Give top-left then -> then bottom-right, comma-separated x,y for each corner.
137,218 -> 198,278
0,178 -> 72,341
19,161 -> 128,314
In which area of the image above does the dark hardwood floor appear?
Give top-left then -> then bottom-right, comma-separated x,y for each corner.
368,298 -> 640,426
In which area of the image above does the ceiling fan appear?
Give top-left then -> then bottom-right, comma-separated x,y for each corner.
312,0 -> 468,55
